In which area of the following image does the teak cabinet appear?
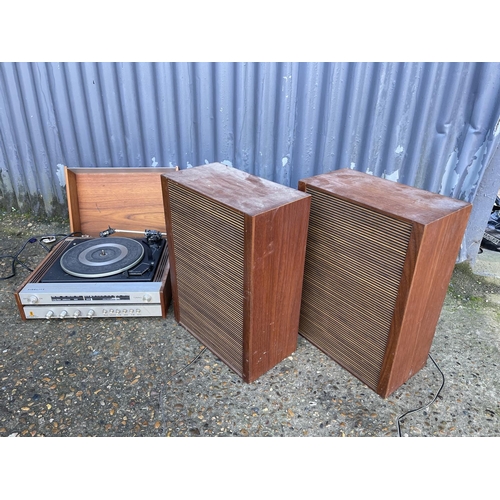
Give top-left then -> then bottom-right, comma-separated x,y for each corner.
162,163 -> 311,382
298,169 -> 472,397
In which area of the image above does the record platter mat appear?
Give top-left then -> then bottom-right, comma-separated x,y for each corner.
39,237 -> 166,283
60,237 -> 145,278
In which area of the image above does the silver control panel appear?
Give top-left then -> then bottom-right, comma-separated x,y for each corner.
18,282 -> 161,305
18,282 -> 164,319
23,304 -> 163,319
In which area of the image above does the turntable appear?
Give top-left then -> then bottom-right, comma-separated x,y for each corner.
15,232 -> 171,320
43,235 -> 163,282
14,165 -> 177,320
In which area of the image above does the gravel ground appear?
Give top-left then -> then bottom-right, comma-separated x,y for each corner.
1,210 -> 499,439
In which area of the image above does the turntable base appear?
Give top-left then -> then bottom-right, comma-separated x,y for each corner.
15,237 -> 171,320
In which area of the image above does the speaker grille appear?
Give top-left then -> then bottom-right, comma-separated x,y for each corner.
168,183 -> 245,375
300,186 -> 412,390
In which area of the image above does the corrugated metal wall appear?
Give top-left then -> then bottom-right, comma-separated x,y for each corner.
1,62 -> 500,262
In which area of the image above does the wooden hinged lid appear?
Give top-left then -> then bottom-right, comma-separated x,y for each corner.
65,166 -> 178,237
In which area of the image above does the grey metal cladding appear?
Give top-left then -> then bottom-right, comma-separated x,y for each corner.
1,62 -> 500,262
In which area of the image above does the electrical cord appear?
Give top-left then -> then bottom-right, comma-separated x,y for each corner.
166,347 -> 207,382
0,232 -> 82,281
396,353 -> 445,437
0,237 -> 40,280
159,346 -> 207,433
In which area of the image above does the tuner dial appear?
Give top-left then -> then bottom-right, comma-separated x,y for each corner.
28,295 -> 39,304
143,294 -> 152,302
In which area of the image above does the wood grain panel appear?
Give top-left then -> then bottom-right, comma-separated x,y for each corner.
378,208 -> 471,397
244,197 -> 311,381
65,166 -> 178,236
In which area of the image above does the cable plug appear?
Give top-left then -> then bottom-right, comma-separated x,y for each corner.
41,236 -> 57,244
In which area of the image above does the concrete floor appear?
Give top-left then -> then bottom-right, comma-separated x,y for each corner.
473,246 -> 500,280
1,210 -> 498,498
0,212 -> 499,441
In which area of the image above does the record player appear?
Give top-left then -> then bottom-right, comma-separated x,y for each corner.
15,166 -> 177,320
15,231 -> 171,320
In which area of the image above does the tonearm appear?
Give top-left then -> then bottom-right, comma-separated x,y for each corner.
99,226 -> 164,244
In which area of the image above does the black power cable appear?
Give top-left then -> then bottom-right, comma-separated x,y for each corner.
396,353 -> 445,437
166,347 -> 208,382
0,237 -> 39,280
159,347 -> 207,433
0,232 -> 82,281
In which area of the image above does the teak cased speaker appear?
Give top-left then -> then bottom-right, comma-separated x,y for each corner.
162,163 -> 311,382
298,169 -> 472,398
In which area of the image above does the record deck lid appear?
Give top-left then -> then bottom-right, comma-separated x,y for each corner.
65,166 -> 178,237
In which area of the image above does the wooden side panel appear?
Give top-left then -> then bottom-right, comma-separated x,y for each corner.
64,167 -> 81,234
14,289 -> 27,321
378,204 -> 472,397
155,238 -> 172,319
161,175 -> 180,321
243,197 -> 311,382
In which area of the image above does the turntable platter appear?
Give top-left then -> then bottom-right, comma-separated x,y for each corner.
60,237 -> 145,278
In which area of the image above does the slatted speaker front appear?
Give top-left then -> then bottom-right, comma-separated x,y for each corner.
166,182 -> 246,377
300,186 -> 412,392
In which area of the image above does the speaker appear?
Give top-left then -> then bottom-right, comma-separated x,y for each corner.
162,163 -> 311,382
298,169 -> 472,398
